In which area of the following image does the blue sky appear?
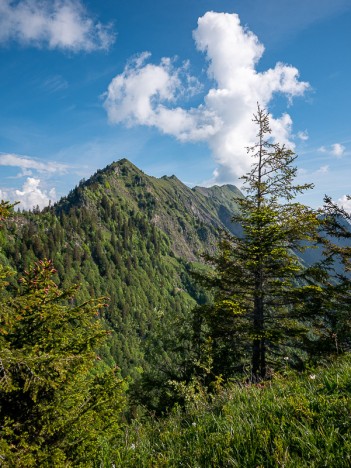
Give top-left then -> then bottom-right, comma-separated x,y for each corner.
0,0 -> 350,210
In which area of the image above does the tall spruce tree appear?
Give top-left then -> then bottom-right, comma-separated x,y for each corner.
194,106 -> 322,381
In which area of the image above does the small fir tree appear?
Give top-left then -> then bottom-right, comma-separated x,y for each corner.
0,256 -> 126,466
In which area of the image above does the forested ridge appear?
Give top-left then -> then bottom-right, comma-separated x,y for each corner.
0,158 -> 243,381
1,111 -> 351,466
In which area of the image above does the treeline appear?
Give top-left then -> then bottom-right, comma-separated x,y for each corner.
0,179 -> 200,380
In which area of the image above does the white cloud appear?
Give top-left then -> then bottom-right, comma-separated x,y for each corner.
0,154 -> 68,208
104,11 -> 310,183
0,177 -> 56,210
316,165 -> 329,174
318,143 -> 345,158
337,195 -> 351,213
0,153 -> 69,174
331,143 -> 345,158
297,130 -> 309,141
103,52 -> 213,141
0,0 -> 115,52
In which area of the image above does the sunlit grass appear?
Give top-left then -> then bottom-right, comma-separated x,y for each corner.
107,355 -> 351,467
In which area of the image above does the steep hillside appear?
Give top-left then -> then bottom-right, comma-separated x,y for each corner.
57,159 -> 243,260
1,159 -> 242,378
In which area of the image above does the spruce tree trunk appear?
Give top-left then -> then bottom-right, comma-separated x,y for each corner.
260,337 -> 266,379
252,281 -> 265,381
252,336 -> 260,381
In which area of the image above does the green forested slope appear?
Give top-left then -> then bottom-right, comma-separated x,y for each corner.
0,159 -> 242,379
2,158 -> 351,467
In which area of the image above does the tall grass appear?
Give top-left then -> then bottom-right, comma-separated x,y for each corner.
106,355 -> 351,467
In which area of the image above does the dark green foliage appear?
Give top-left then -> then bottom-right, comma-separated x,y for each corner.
307,195 -> 351,356
0,200 -> 18,221
0,259 -> 126,467
193,106 -> 324,381
0,160 -> 241,409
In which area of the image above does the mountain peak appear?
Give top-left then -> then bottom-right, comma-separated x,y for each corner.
55,158 -> 243,260
106,158 -> 144,174
161,174 -> 180,182
116,158 -> 138,168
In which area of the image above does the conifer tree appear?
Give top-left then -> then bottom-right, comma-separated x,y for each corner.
194,105 -> 322,381
309,195 -> 351,355
0,205 -> 126,467
0,200 -> 18,220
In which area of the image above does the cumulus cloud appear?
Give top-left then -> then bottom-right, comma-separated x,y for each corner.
331,143 -> 345,158
0,177 -> 56,210
103,52 -> 215,141
318,143 -> 345,158
0,0 -> 115,51
104,11 -> 310,182
337,195 -> 351,213
0,153 -> 68,208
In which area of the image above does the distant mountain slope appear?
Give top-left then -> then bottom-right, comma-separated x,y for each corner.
1,159 -> 243,377
2,159 -> 350,383
57,159 -> 243,260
